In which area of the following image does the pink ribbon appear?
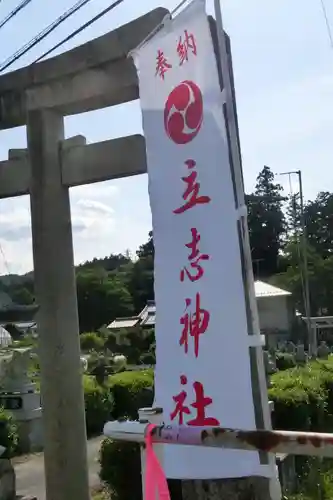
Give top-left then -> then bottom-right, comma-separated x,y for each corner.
145,424 -> 171,500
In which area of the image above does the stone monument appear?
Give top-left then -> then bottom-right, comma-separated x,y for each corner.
0,348 -> 43,452
286,341 -> 296,354
295,343 -> 307,364
317,341 -> 330,360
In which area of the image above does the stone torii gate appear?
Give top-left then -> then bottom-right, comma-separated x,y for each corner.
0,8 -> 167,500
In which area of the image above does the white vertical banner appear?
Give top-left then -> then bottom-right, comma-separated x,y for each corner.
133,0 -> 267,479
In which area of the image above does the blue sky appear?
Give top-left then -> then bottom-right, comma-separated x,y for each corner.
0,0 -> 332,273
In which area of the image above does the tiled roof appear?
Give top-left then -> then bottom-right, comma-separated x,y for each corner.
107,317 -> 140,329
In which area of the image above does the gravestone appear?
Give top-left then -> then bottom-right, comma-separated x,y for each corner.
285,341 -> 296,354
295,344 -> 307,364
0,348 -> 42,452
317,341 -> 330,360
263,351 -> 276,388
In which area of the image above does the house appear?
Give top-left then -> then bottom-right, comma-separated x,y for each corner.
107,300 -> 156,331
108,283 -> 294,345
255,281 -> 294,348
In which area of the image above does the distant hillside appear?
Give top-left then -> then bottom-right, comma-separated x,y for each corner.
77,253 -> 131,273
0,253 -> 132,305
0,272 -> 33,287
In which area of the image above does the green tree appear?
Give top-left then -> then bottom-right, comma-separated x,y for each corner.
247,166 -> 286,277
286,193 -> 301,235
79,253 -> 131,272
136,231 -> 154,259
76,268 -> 134,332
10,286 -> 34,305
273,237 -> 333,316
125,232 -> 154,313
304,192 -> 333,259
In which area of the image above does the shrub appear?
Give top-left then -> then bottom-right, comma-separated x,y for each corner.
83,376 -> 114,436
80,332 -> 104,352
100,438 -> 142,500
139,352 -> 155,365
89,355 -> 111,386
14,335 -> 37,348
275,352 -> 296,371
269,362 -> 333,431
109,370 -> 154,420
0,408 -> 19,458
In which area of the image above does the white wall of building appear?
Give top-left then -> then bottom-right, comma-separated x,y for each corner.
257,295 -> 291,332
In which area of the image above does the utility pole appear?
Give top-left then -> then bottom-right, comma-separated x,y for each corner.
279,170 -> 313,354
297,170 -> 314,355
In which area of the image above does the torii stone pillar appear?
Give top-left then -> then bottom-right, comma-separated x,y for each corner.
27,109 -> 88,499
0,7 -> 168,500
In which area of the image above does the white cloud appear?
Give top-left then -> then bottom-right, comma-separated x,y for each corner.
70,183 -> 119,200
75,199 -> 114,216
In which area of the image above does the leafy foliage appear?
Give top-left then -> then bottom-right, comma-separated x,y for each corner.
80,332 -> 104,352
100,438 -> 142,500
304,192 -> 333,259
76,269 -> 134,332
275,352 -> 296,371
83,376 -> 114,436
109,370 -> 154,420
269,359 -> 333,431
0,408 -> 19,458
246,166 -> 286,277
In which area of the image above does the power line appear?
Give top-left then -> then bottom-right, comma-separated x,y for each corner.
0,0 -> 34,31
319,0 -> 333,48
0,0 -> 96,73
34,0 -> 124,63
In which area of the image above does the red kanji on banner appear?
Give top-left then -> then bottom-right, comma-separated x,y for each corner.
180,293 -> 210,357
170,374 -> 190,425
180,228 -> 209,282
173,160 -> 211,215
177,30 -> 197,65
170,375 -> 220,426
155,49 -> 172,80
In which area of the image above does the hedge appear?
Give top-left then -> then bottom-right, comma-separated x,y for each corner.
109,369 -> 154,420
99,370 -> 154,500
83,376 -> 114,436
84,369 -> 154,437
269,358 -> 333,431
100,438 -> 142,500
